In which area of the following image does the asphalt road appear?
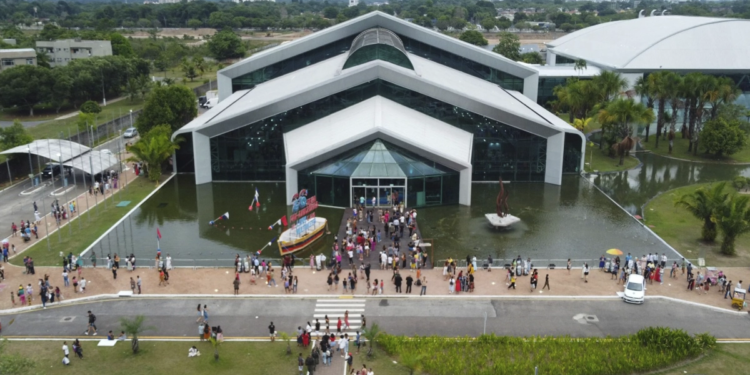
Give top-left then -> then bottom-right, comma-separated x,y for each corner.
0,134 -> 132,237
1,297 -> 748,339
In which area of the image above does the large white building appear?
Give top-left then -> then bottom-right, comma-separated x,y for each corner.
545,16 -> 750,107
174,12 -> 584,208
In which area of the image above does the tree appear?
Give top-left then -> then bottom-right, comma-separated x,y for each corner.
323,6 -> 339,19
80,100 -> 102,115
594,71 -> 627,103
194,57 -> 208,75
700,118 -> 747,157
110,33 -> 134,57
572,117 -> 592,134
492,32 -> 520,61
187,19 -> 203,29
209,336 -> 221,361
458,30 -> 487,46
363,322 -> 381,358
399,352 -> 423,375
279,331 -> 292,355
119,315 -> 154,354
520,52 -> 544,64
574,59 -> 587,74
154,56 -> 169,77
714,194 -> 750,256
0,120 -> 34,152
76,112 -> 96,133
208,29 -> 246,60
0,65 -> 52,116
136,85 -> 197,134
674,182 -> 729,242
480,17 -> 496,32
127,125 -> 184,184
597,98 -> 654,164
181,59 -> 198,82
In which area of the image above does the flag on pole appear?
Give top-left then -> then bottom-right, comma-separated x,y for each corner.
249,188 -> 261,211
156,228 -> 162,240
257,237 -> 277,255
268,216 -> 287,230
210,212 -> 229,225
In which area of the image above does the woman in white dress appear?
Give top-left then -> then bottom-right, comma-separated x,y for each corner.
166,254 -> 172,270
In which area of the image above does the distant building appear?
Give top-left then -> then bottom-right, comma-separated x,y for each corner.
0,48 -> 37,72
35,39 -> 112,67
349,0 -> 359,7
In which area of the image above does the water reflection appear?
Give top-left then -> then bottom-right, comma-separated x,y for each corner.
594,153 -> 750,215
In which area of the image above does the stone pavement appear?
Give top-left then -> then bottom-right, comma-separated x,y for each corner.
1,260 -> 748,314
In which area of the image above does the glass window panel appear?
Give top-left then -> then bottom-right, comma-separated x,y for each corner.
425,176 -> 442,206
316,176 -> 334,206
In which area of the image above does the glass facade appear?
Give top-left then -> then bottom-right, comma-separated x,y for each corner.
343,44 -> 414,70
555,55 -> 576,65
297,139 -> 458,207
563,133 -> 583,174
231,35 -> 356,92
210,79 -> 547,183
230,28 -> 526,94
537,77 -> 567,109
398,34 -> 525,92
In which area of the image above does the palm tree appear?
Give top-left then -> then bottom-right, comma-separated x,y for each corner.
120,315 -> 154,354
648,71 -> 674,148
127,125 -> 183,185
664,73 -> 683,152
714,194 -> 750,255
279,331 -> 292,355
634,75 -> 654,142
574,59 -> 587,74
674,182 -> 729,242
572,117 -> 593,134
209,336 -> 221,361
706,77 -> 739,120
689,74 -> 716,154
363,322 -> 381,358
595,71 -> 628,103
399,352 -> 424,375
597,98 -> 654,165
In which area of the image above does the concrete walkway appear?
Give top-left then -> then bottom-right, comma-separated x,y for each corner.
1,259 -> 748,314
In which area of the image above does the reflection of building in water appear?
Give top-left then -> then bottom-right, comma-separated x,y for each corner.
174,12 -> 584,208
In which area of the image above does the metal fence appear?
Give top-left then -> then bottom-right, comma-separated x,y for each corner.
439,257 -> 705,270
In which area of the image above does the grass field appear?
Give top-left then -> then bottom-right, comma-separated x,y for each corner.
654,343 -> 750,375
26,99 -> 145,141
640,132 -> 750,164
10,177 -> 158,267
1,340 -> 409,375
585,147 -> 640,173
643,181 -> 750,267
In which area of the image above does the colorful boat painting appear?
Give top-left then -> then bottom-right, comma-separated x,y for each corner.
278,191 -> 328,255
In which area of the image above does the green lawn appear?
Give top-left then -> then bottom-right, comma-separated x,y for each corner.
643,181 -> 750,267
584,147 -> 640,173
653,344 -> 750,375
157,65 -> 219,90
1,340 -> 409,375
640,132 -> 750,164
10,177 -> 158,267
26,99 -> 144,141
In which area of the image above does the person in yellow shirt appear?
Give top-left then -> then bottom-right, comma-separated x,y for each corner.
508,274 -> 516,289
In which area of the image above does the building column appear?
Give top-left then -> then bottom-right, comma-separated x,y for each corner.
544,132 -> 565,186
193,132 -> 212,185
285,166 -> 298,206
459,167 -> 472,206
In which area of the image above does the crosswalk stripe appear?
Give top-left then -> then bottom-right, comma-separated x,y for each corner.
314,309 -> 365,312
314,304 -> 366,308
315,299 -> 367,303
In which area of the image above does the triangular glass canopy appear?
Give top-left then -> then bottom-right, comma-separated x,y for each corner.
310,140 -> 447,178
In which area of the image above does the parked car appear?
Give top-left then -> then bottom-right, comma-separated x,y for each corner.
41,164 -> 72,179
123,128 -> 138,138
623,274 -> 645,304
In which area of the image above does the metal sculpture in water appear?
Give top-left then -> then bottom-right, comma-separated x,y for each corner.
496,177 -> 510,218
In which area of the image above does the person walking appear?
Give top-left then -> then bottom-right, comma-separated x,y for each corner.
196,304 -> 204,324
130,277 -> 136,294
567,259 -> 571,274
344,310 -> 350,330
419,276 -> 427,295
269,322 -> 276,342
449,276 -> 455,293
233,278 -> 240,295
84,310 -> 97,336
508,274 -> 516,290
583,263 -> 590,283
405,275 -> 413,294
137,275 -> 142,294
542,274 -> 550,290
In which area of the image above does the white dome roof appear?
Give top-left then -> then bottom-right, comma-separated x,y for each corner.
547,16 -> 750,71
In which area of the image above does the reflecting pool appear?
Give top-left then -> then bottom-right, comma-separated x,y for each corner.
89,174 -> 681,266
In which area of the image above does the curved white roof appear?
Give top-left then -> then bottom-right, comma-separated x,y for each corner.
547,16 -> 750,71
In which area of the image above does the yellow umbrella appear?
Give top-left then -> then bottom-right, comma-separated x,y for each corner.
606,249 -> 623,255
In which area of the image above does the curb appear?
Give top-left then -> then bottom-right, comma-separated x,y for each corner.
1,293 -> 746,316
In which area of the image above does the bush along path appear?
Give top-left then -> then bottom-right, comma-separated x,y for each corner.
377,327 -> 716,375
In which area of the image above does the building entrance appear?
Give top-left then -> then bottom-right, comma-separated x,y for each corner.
351,180 -> 406,208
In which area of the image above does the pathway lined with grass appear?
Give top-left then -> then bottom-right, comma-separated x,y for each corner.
640,132 -> 750,164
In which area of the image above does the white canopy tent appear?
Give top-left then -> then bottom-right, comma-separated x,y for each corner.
63,151 -> 121,176
0,139 -> 90,162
